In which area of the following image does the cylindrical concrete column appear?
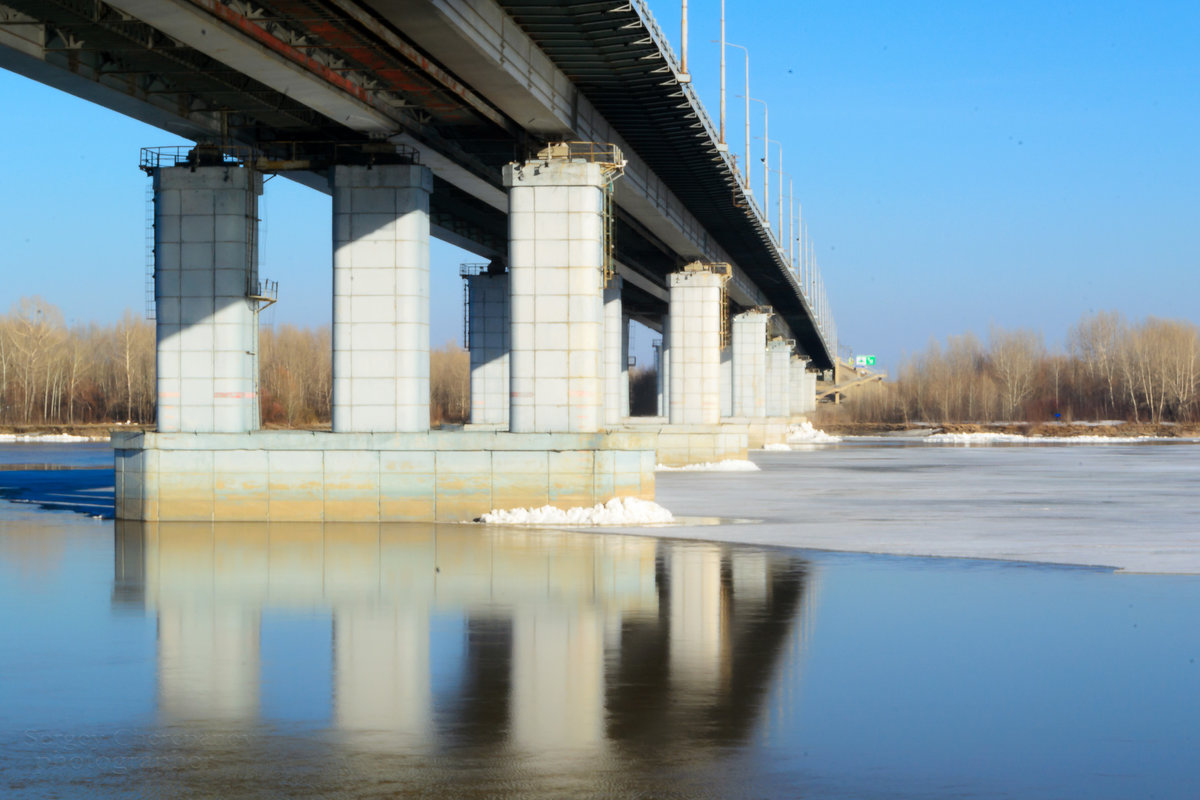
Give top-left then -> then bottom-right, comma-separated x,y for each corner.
331,164 -> 432,433
766,339 -> 793,417
668,269 -> 724,425
732,310 -> 770,418
467,273 -> 510,425
503,157 -> 609,433
153,165 -> 262,433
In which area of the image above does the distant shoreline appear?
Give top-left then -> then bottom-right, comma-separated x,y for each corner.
4,419 -> 1199,444
818,420 -> 1200,439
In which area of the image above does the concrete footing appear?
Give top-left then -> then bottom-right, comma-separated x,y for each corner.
113,430 -> 656,523
723,416 -> 790,450
620,419 -> 748,467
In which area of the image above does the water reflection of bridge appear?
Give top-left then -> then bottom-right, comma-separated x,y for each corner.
113,522 -> 810,789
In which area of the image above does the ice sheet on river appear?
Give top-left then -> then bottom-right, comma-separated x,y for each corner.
637,443 -> 1200,574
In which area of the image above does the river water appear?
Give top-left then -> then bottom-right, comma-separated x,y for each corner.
1,441 -> 1198,799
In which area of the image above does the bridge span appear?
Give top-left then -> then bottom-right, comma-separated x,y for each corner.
1,0 -> 841,521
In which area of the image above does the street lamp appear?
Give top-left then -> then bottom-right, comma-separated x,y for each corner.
744,95 -> 768,228
718,40 -> 750,188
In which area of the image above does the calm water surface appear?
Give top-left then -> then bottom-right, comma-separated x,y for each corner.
1,442 -> 1198,799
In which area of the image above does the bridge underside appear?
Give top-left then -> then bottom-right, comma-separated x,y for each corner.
0,0 -> 832,367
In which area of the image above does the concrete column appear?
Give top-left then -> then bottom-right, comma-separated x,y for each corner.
331,163 -> 433,433
621,312 -> 631,418
668,269 -> 724,425
154,166 -> 262,433
790,355 -> 811,415
719,347 -> 733,418
656,318 -> 670,417
503,157 -> 609,433
732,311 -> 770,418
766,339 -> 793,417
603,276 -> 625,427
467,273 -> 510,425
802,370 -> 818,413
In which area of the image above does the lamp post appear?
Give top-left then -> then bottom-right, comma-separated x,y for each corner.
679,0 -> 691,82
722,41 -> 750,188
747,96 -> 768,228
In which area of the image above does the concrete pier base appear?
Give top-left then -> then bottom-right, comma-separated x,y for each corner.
113,430 -> 656,523
722,416 -> 790,450
620,420 -> 748,467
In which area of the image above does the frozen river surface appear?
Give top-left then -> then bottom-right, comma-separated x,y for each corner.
1,441 -> 1200,798
644,439 -> 1200,574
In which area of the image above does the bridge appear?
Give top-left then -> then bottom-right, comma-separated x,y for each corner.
1,0 -> 841,521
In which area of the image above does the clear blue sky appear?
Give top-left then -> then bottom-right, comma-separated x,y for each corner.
1,0 -> 1197,371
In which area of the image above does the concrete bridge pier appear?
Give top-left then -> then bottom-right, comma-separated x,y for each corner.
728,310 -> 788,449
790,355 -> 816,418
153,164 -> 263,434
766,339 -> 794,418
331,163 -> 432,433
115,145 -> 656,523
623,264 -> 746,466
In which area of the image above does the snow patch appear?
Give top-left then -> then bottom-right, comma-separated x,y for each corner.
656,459 -> 761,472
762,443 -> 792,451
0,432 -> 104,443
786,421 -> 842,444
478,496 -> 675,526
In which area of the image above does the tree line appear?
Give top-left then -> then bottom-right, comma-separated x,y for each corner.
845,311 -> 1200,424
0,297 -> 469,428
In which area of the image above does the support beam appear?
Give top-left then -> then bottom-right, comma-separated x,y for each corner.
331,163 -> 433,433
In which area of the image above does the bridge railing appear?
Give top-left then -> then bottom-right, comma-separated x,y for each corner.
627,0 -> 836,364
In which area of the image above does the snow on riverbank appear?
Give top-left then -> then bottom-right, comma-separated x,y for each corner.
479,497 -> 675,525
925,432 -> 1186,445
762,443 -> 791,451
656,459 -> 761,472
787,421 -> 842,444
0,433 -> 107,443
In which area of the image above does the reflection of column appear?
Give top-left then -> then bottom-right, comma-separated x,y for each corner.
511,604 -> 606,751
152,523 -> 266,722
158,605 -> 261,721
669,545 -> 725,696
334,607 -> 431,746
